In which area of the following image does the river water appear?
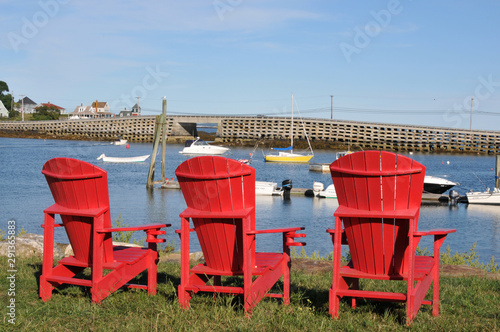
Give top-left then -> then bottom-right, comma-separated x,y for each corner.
1,137 -> 498,264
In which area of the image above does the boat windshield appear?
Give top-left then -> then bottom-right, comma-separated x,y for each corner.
336,151 -> 353,159
193,140 -> 209,146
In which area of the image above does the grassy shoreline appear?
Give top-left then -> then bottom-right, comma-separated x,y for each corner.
1,255 -> 498,331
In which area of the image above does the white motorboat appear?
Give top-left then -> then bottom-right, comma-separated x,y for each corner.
318,185 -> 337,198
311,176 -> 457,198
466,187 -> 500,205
111,138 -> 127,146
97,154 -> 150,163
313,182 -> 337,199
255,181 -> 283,196
423,175 -> 457,194
179,137 -> 230,155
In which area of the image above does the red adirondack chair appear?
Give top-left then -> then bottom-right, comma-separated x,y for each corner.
40,157 -> 170,303
175,156 -> 306,314
328,151 -> 456,325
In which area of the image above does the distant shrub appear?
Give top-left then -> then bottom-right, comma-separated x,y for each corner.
112,215 -> 145,246
440,243 -> 498,273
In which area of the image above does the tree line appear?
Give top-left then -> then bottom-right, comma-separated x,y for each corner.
1,80 -> 61,120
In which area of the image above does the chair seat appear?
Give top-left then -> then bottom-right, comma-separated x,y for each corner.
58,246 -> 152,269
339,256 -> 435,280
191,252 -> 285,276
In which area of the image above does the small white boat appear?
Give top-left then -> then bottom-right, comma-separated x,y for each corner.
97,154 -> 150,163
308,151 -> 353,172
111,138 -> 127,146
255,181 -> 283,196
179,137 -> 230,155
466,187 -> 500,205
313,182 -> 337,198
308,163 -> 330,172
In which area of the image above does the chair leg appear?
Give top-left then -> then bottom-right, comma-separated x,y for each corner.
148,252 -> 157,296
40,264 -> 84,301
348,277 -> 358,309
39,275 -> 53,302
41,213 -> 55,301
329,287 -> 340,318
178,285 -> 192,310
283,256 -> 291,305
433,260 -> 440,317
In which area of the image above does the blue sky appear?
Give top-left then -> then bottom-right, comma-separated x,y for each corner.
1,0 -> 500,130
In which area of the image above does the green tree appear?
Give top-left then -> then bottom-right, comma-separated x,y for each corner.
33,104 -> 61,120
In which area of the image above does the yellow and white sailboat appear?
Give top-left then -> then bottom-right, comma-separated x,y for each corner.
264,95 -> 314,163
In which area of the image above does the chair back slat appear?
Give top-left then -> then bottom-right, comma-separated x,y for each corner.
42,158 -> 113,263
331,151 -> 425,275
176,156 -> 255,272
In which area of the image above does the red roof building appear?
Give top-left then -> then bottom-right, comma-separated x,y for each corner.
38,102 -> 66,114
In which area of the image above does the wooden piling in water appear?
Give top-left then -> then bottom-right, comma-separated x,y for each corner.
496,155 -> 500,189
146,98 -> 167,188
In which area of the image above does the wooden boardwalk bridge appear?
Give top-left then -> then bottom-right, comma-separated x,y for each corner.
1,115 -> 499,154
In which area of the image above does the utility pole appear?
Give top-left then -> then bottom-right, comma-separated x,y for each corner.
20,94 -> 25,121
470,97 -> 473,131
330,95 -> 334,120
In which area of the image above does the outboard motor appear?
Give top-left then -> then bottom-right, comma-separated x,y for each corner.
282,179 -> 292,199
448,189 -> 460,206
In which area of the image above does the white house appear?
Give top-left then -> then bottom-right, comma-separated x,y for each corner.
17,96 -> 37,114
118,103 -> 141,117
69,101 -> 114,119
0,100 -> 8,118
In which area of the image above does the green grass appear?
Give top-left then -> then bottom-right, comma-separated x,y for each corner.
1,256 -> 498,331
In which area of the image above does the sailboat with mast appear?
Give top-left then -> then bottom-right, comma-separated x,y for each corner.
264,94 -> 314,163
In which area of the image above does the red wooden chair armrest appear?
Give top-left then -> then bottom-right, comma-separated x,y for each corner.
248,227 -> 306,247
180,207 -> 254,219
414,228 -> 457,236
334,206 -> 419,219
248,226 -> 305,235
41,223 -> 63,228
44,204 -> 108,218
98,223 -> 170,233
98,223 -> 170,243
326,228 -> 348,244
175,228 -> 195,234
